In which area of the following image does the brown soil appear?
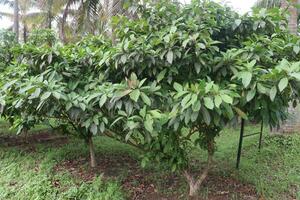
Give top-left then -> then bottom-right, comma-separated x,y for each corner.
54,154 -> 258,200
0,131 -> 68,148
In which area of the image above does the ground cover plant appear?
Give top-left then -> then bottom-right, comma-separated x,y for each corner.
1,0 -> 300,198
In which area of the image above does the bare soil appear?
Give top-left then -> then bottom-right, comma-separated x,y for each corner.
0,131 -> 68,148
54,154 -> 258,200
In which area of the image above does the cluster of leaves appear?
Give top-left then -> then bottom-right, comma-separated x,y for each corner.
1,1 -> 300,179
0,29 -> 17,72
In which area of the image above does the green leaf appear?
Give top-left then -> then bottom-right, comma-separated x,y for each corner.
293,46 -> 300,54
90,124 -> 97,135
79,103 -> 86,111
144,116 -> 153,132
99,94 -> 107,107
269,86 -> 277,101
192,101 -> 201,112
41,92 -> 51,101
157,69 -> 167,82
246,89 -> 256,102
120,55 -> 127,64
149,110 -> 162,118
235,19 -> 242,26
141,92 -> 151,106
181,94 -> 191,108
170,26 -> 177,33
199,43 -> 206,49
129,90 -> 140,102
52,91 -> 60,99
29,88 -> 41,99
166,50 -> 174,64
194,63 -> 201,74
174,82 -> 182,92
182,39 -> 189,48
278,78 -> 288,92
202,108 -> 211,125
125,131 -> 133,142
204,97 -> 214,110
257,83 -> 267,94
241,71 -> 252,87
189,94 -> 198,106
139,106 -> 147,118
220,94 -> 233,104
214,96 -> 222,108
290,73 -> 300,80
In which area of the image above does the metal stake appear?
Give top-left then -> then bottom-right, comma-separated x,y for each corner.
236,119 -> 245,169
258,121 -> 263,150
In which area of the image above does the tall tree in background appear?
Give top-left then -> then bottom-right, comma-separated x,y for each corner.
0,0 -> 20,42
13,0 -> 19,42
254,0 -> 299,133
254,0 -> 298,33
0,0 -> 138,43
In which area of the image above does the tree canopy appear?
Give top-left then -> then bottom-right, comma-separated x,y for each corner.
1,0 -> 300,197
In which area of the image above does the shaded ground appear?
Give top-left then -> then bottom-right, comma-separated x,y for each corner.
0,131 -> 68,148
54,154 -> 258,200
0,124 -> 299,199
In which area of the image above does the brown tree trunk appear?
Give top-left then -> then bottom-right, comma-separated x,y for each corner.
183,141 -> 214,198
22,128 -> 28,143
88,136 -> 97,168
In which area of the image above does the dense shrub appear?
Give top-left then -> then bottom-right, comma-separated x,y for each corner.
1,0 -> 300,197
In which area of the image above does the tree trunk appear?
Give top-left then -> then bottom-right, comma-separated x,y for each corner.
279,0 -> 299,134
14,0 -> 19,43
23,24 -> 27,43
60,0 -> 72,43
183,141 -> 214,198
88,136 -> 97,168
281,0 -> 298,34
47,0 -> 53,29
106,0 -> 124,44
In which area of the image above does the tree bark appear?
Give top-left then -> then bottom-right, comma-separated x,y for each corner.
13,0 -> 19,43
279,0 -> 299,134
47,0 -> 53,29
183,141 -> 214,198
23,23 -> 27,43
60,0 -> 72,43
281,0 -> 298,34
88,136 -> 97,168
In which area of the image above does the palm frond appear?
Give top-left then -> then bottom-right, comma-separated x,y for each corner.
253,0 -> 281,9
0,0 -> 14,7
0,11 -> 14,18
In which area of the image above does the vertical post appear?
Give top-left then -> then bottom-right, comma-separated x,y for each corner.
258,121 -> 263,150
236,119 -> 245,169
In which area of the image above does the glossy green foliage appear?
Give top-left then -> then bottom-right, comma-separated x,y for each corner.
1,1 -> 300,173
0,29 -> 17,72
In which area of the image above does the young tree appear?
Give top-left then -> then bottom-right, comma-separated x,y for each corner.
110,1 -> 300,197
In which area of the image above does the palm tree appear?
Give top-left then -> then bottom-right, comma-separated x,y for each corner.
58,0 -> 131,43
0,0 -> 42,42
13,0 -> 19,42
253,0 -> 281,8
0,0 -> 19,42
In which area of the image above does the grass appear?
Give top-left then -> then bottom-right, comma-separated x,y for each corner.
0,120 -> 299,200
